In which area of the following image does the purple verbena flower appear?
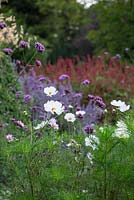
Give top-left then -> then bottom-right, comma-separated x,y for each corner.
24,94 -> 32,104
35,42 -> 45,53
15,120 -> 26,129
3,48 -> 13,55
96,100 -> 106,109
16,60 -> 21,65
6,134 -> 14,142
10,118 -> 26,129
95,96 -> 102,101
81,79 -> 91,85
59,74 -> 70,81
38,75 -> 46,81
31,106 -> 44,112
36,59 -> 41,67
73,93 -> 82,98
84,124 -> 94,134
19,40 -> 29,48
0,21 -> 7,29
115,54 -> 121,59
15,91 -> 21,99
88,94 -> 95,100
76,106 -> 81,111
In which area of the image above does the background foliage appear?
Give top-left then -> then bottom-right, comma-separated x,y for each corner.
87,0 -> 134,57
2,0 -> 134,62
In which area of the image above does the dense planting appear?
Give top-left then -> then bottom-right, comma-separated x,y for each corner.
35,55 -> 134,102
1,20 -> 134,200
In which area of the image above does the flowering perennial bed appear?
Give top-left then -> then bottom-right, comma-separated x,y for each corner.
0,21 -> 134,200
36,55 -> 134,102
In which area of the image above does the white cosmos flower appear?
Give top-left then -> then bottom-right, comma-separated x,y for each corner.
85,135 -> 99,150
49,118 -> 59,130
64,113 -> 76,122
44,86 -> 58,97
118,104 -> 130,112
44,100 -> 64,115
111,100 -> 125,107
111,100 -> 130,112
34,121 -> 48,130
113,120 -> 129,138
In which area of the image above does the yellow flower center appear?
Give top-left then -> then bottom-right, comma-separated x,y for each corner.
52,107 -> 56,112
68,117 -> 72,121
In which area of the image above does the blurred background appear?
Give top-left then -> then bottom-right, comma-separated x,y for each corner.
0,0 -> 134,63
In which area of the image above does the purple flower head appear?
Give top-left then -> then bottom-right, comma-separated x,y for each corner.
61,93 -> 66,98
19,40 -> 29,48
64,89 -> 70,94
35,42 -> 45,53
81,79 -> 91,85
96,100 -> 106,109
31,106 -> 44,112
76,106 -> 81,111
15,91 -> 21,99
88,94 -> 95,100
3,48 -> 13,55
38,75 -> 45,81
16,60 -> 21,65
84,124 -> 94,134
0,21 -> 7,29
76,110 -> 86,119
15,120 -> 26,129
24,94 -> 32,104
115,54 -> 121,59
73,93 -> 82,98
6,134 -> 14,142
95,96 -> 102,101
59,74 -> 70,81
36,59 -> 41,67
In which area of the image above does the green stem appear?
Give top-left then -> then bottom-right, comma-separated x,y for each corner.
27,50 -> 37,66
104,138 -> 107,199
12,50 -> 37,86
30,122 -> 33,144
25,154 -> 34,198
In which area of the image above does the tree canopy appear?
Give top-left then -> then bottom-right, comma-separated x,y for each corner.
87,0 -> 134,55
3,0 -> 90,61
2,0 -> 134,61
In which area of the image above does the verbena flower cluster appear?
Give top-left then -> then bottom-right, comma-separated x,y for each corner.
35,42 -> 45,53
3,48 -> 13,55
19,40 -> 29,48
